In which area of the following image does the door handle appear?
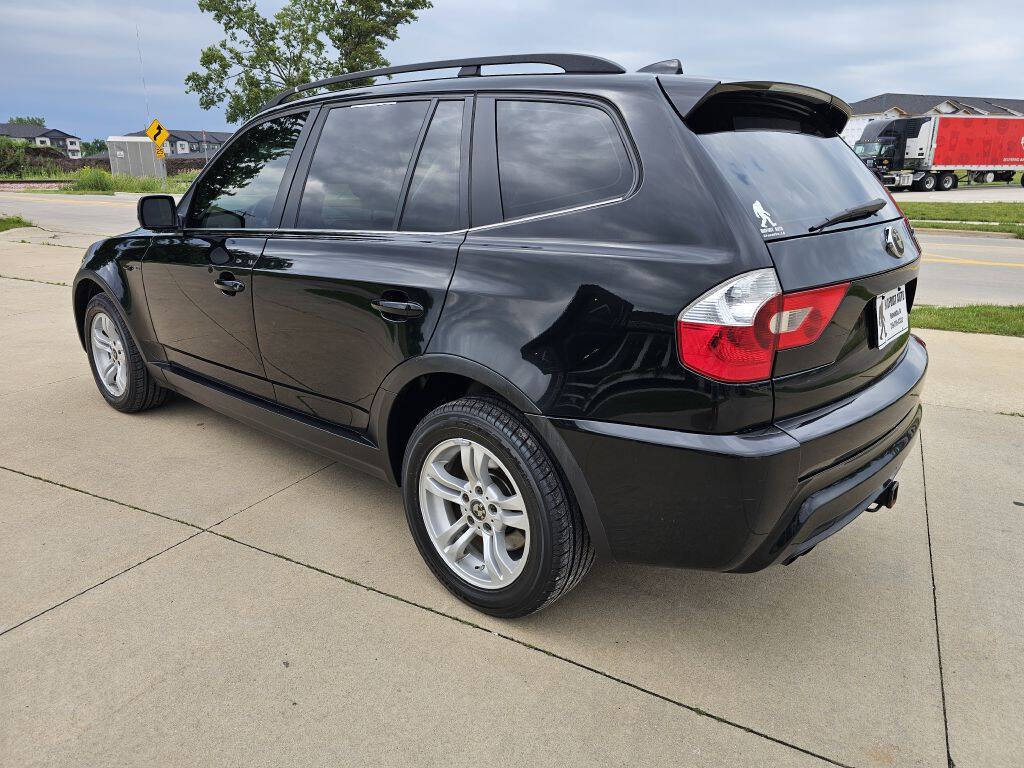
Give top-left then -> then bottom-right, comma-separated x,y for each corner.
370,299 -> 424,319
214,277 -> 245,295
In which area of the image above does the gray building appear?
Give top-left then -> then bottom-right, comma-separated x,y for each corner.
126,128 -> 233,158
842,93 -> 1024,145
0,122 -> 82,158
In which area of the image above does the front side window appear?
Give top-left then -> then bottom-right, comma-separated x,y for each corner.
297,100 -> 430,230
496,100 -> 633,221
188,112 -> 307,229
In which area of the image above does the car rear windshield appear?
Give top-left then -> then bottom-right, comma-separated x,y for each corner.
697,131 -> 893,239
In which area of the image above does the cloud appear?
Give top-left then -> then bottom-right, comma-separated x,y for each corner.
1,0 -> 1019,140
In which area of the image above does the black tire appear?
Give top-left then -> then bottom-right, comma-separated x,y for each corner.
84,293 -> 168,413
402,396 -> 594,617
938,172 -> 957,191
917,174 -> 937,192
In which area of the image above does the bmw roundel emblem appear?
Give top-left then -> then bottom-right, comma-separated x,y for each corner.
884,226 -> 905,258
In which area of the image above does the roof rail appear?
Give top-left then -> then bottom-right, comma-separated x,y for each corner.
263,53 -> 626,110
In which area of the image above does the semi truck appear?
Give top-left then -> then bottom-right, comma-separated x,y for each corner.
853,115 -> 1024,191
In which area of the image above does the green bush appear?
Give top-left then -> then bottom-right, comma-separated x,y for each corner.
0,137 -> 28,175
72,167 -> 116,191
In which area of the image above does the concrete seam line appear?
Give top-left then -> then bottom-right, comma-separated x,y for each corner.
0,273 -> 70,287
0,530 -> 203,639
209,529 -> 857,768
0,465 -> 203,531
206,461 -> 337,530
919,433 -> 955,768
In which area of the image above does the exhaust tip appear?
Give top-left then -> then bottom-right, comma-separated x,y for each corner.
882,480 -> 899,509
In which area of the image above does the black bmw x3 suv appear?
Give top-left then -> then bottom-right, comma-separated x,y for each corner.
73,54 -> 926,617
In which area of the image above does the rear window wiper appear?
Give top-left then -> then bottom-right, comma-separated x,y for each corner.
808,198 -> 887,233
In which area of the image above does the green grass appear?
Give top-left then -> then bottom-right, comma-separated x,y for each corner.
59,168 -> 197,195
901,201 -> 1024,239
0,170 -> 78,181
899,202 -> 1024,223
0,214 -> 33,232
911,220 -> 1024,238
912,304 -> 1024,337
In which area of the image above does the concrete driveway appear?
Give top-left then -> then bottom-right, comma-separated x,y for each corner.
1,196 -> 1022,767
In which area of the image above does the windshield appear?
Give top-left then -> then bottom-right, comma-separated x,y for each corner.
699,131 -> 898,239
854,141 -> 894,158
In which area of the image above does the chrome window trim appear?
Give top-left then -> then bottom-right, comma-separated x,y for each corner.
266,195 -> 627,238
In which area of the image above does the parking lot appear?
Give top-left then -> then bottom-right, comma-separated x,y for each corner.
1,193 -> 1022,767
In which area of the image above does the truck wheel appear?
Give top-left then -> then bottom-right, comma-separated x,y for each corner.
402,396 -> 594,617
938,172 -> 956,191
918,174 -> 937,192
982,171 -> 995,184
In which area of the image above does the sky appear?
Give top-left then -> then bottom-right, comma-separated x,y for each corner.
1,0 -> 1021,141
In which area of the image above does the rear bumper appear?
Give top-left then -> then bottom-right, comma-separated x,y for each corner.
547,335 -> 927,571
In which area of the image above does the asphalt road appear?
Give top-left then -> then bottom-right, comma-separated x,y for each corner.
1,192 -> 1021,306
916,231 -> 1024,305
1,196 -> 1023,766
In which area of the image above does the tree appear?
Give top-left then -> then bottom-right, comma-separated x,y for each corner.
186,0 -> 432,124
81,139 -> 109,156
7,116 -> 45,127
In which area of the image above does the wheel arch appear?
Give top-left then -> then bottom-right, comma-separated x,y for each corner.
73,272 -> 125,350
369,354 -> 612,558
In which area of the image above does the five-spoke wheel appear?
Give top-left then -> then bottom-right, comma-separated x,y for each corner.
90,311 -> 128,397
403,396 -> 594,617
419,437 -> 531,589
83,292 -> 167,412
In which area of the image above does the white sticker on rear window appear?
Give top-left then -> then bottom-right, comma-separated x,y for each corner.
752,200 -> 785,238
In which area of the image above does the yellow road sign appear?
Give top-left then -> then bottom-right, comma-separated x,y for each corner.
155,147 -> 166,159
145,118 -> 170,150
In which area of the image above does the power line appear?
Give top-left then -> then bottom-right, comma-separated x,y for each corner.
135,23 -> 151,127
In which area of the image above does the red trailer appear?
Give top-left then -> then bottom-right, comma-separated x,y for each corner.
854,115 -> 1024,191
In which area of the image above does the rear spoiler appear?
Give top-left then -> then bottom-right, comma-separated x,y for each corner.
659,79 -> 852,137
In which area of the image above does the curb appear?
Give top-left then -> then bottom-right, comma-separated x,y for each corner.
910,226 -> 1018,239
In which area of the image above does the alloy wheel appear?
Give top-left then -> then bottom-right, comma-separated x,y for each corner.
90,312 -> 128,397
418,437 -> 531,589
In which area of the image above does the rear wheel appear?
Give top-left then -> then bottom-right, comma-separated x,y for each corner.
402,396 -> 594,617
917,173 -> 937,191
982,171 -> 996,184
938,172 -> 957,191
84,294 -> 167,413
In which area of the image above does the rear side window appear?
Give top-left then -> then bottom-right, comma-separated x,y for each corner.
400,100 -> 464,232
188,112 -> 307,229
496,100 -> 632,220
698,131 -> 894,239
297,101 -> 429,230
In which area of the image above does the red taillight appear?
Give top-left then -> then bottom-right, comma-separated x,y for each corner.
772,282 -> 849,350
677,269 -> 849,383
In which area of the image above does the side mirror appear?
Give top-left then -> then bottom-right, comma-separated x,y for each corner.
137,195 -> 179,230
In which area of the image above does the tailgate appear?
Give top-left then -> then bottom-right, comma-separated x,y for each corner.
769,219 -> 920,418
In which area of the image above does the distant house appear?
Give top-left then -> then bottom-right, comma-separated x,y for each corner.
126,128 -> 233,158
842,93 -> 1024,145
0,122 -> 82,158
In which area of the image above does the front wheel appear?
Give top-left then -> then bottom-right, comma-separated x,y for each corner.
84,293 -> 168,413
402,397 -> 594,617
